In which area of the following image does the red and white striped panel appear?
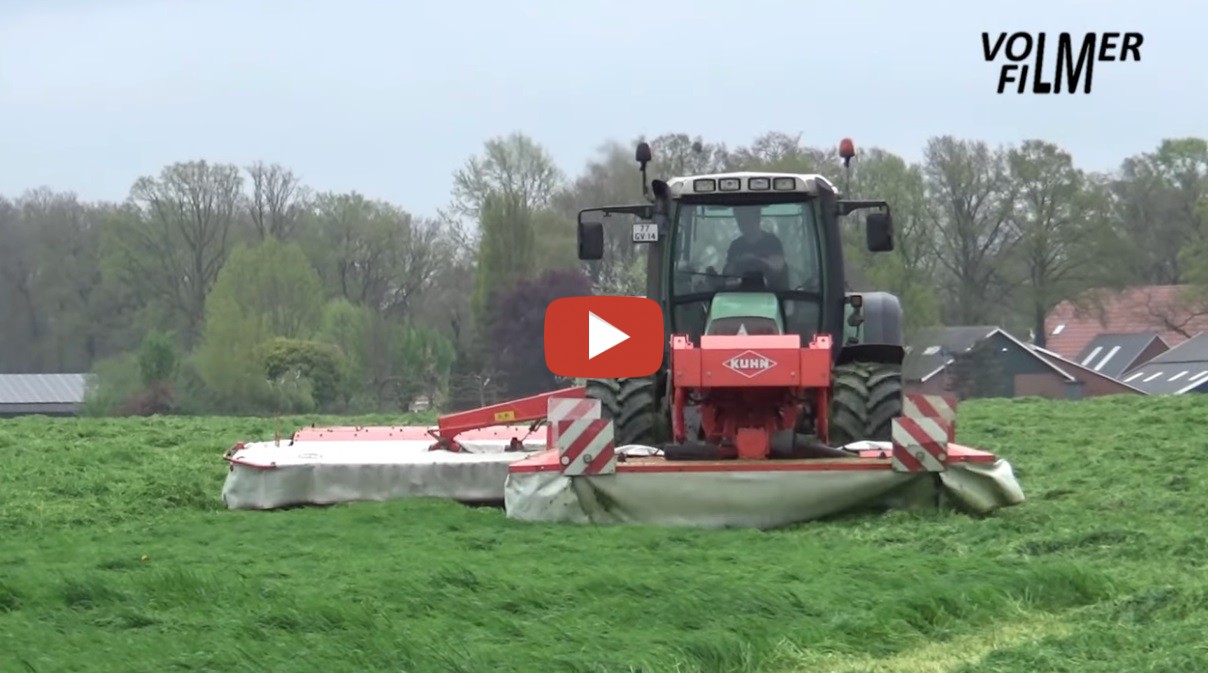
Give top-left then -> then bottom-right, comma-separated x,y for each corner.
903,392 -> 957,443
546,397 -> 602,450
890,416 -> 950,473
556,418 -> 616,476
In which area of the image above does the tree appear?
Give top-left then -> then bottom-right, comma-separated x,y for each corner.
450,132 -> 564,220
471,190 -> 539,333
413,245 -> 477,350
843,148 -> 941,339
390,326 -> 457,411
921,136 -> 1019,325
192,288 -> 273,411
449,133 -> 567,355
257,337 -> 349,409
306,192 -> 450,319
945,338 -> 1009,399
1003,140 -> 1114,347
127,330 -> 178,415
246,161 -> 310,242
731,131 -> 837,179
644,133 -> 732,176
0,190 -> 127,372
0,195 -> 41,371
486,268 -> 594,398
217,237 -> 325,339
549,141 -> 649,293
103,160 -> 245,345
1110,138 -> 1208,284
193,237 -> 325,410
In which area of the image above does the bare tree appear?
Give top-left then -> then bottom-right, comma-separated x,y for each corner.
644,133 -> 732,176
309,192 -> 450,318
107,160 -> 244,344
309,191 -> 393,308
549,141 -> 646,292
381,209 -> 451,319
246,161 -> 310,241
728,131 -> 837,179
450,132 -> 564,220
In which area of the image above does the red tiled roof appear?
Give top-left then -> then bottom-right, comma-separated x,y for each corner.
1044,285 -> 1208,360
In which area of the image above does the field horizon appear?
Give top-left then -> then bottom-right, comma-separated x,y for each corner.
3,394 -> 1208,672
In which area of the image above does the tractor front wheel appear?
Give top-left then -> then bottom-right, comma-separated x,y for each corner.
828,361 -> 903,447
584,376 -> 662,446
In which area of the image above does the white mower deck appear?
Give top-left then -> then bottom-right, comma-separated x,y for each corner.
222,425 -> 546,509
505,443 -> 1024,529
221,392 -> 1025,528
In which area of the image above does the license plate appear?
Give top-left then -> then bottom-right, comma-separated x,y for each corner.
632,222 -> 658,242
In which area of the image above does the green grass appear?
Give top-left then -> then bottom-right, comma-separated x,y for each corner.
3,395 -> 1208,672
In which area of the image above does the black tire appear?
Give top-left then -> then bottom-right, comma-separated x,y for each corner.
829,361 -> 903,447
584,376 -> 662,446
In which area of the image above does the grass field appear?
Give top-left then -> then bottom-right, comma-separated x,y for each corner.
3,395 -> 1208,672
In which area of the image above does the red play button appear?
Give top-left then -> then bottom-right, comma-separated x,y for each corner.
544,296 -> 663,379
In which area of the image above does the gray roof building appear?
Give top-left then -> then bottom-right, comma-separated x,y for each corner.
1118,333 -> 1208,394
904,325 -> 1146,400
0,373 -> 93,416
903,325 -> 1002,382
1073,332 -> 1169,379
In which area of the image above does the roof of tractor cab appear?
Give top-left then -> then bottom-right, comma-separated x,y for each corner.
666,171 -> 837,199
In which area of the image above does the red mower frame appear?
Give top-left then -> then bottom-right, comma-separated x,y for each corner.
670,332 -> 835,459
422,329 -> 841,459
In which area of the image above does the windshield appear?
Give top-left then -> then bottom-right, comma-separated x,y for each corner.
670,200 -> 822,297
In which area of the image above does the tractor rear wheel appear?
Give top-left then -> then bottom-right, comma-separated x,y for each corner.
584,376 -> 662,446
828,361 -> 903,447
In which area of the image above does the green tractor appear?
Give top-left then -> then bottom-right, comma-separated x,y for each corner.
575,139 -> 905,451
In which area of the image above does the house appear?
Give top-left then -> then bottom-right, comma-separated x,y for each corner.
0,374 -> 93,417
1117,333 -> 1208,394
1028,345 -> 1149,397
905,326 -> 1144,400
1044,285 -> 1208,361
1073,332 -> 1170,379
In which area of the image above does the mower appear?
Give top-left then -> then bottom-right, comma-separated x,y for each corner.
222,139 -> 1024,528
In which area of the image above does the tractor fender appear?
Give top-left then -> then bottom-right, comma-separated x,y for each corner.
837,291 -> 905,366
858,291 -> 904,346
836,343 -> 905,366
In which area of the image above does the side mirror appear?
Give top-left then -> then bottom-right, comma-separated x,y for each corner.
866,212 -> 893,252
578,221 -> 604,260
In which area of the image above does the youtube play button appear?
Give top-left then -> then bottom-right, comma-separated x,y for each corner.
588,311 -> 630,359
545,296 -> 663,378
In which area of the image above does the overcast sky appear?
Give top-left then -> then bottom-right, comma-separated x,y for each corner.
0,0 -> 1201,219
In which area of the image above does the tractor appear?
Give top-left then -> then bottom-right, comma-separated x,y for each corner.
575,139 -> 905,458
223,138 -> 1027,522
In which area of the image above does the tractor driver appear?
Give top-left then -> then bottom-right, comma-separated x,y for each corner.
725,206 -> 789,289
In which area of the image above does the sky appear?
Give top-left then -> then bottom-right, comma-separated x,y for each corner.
0,0 -> 1202,219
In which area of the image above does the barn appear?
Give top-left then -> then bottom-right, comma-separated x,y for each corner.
905,326 -> 1144,400
1118,334 -> 1208,394
0,374 -> 93,417
1073,332 -> 1169,379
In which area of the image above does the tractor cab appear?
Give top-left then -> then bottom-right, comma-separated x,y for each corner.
667,195 -> 825,342
576,146 -> 894,363
573,139 -> 909,450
